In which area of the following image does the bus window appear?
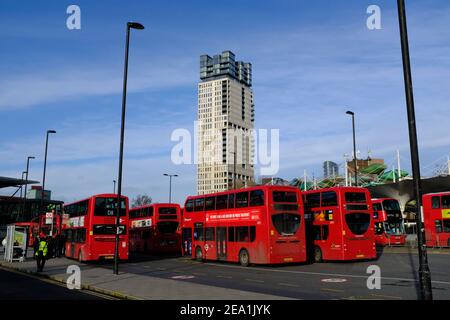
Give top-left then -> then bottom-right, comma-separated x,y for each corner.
345,213 -> 370,235
305,193 -> 320,208
205,197 -> 215,211
273,191 -> 297,203
322,191 -> 337,207
157,221 -> 179,234
194,198 -> 205,212
435,220 -> 443,233
272,213 -> 301,236
432,196 -> 441,209
442,196 -> 450,209
228,226 -> 235,242
228,194 -> 235,209
345,192 -> 367,203
236,226 -> 249,242
444,220 -> 450,233
94,198 -> 126,216
236,192 -> 249,208
205,227 -> 215,241
250,190 -> 264,207
249,226 -> 256,242
216,195 -> 228,210
185,200 -> 194,212
194,223 -> 203,240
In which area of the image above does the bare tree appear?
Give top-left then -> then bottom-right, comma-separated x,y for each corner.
131,194 -> 152,208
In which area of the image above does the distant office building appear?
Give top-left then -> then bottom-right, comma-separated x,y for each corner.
197,51 -> 255,195
323,161 -> 339,178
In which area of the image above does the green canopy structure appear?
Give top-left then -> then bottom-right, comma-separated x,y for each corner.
360,163 -> 387,175
378,169 -> 409,182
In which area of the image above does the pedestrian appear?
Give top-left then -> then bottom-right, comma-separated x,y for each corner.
35,234 -> 49,272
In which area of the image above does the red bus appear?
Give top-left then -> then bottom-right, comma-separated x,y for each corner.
423,192 -> 450,247
129,203 -> 181,254
372,198 -> 406,246
62,194 -> 129,262
182,186 -> 307,266
302,187 -> 376,262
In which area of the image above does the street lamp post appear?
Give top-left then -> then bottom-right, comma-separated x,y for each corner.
41,131 -> 56,228
114,21 -> 144,275
113,180 -> 116,194
346,111 -> 358,187
397,0 -> 432,300
163,174 -> 178,203
22,156 -> 35,221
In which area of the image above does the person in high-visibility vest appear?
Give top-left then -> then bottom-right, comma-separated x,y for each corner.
35,234 -> 49,272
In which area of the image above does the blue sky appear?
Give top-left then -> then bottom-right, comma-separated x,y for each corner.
1,0 -> 449,204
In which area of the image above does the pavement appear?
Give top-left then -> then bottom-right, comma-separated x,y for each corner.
0,267 -> 106,300
0,247 -> 449,300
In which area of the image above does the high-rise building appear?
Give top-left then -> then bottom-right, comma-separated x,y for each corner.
197,51 -> 255,195
323,161 -> 339,178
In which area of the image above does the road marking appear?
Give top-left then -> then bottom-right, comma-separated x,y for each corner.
217,275 -> 232,279
321,288 -> 344,293
171,275 -> 195,280
370,293 -> 402,300
245,278 -> 265,283
278,283 -> 299,288
321,278 -> 347,283
192,272 -> 206,276
206,262 -> 450,285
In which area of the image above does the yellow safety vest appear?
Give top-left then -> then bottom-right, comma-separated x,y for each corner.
35,240 -> 48,257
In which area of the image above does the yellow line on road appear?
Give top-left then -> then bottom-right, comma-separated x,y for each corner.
321,288 -> 344,293
370,293 -> 402,300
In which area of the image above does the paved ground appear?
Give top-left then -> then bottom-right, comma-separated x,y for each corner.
0,247 -> 448,300
0,267 -> 105,300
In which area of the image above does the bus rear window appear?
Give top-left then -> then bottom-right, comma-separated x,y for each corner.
158,207 -> 177,215
345,192 -> 367,203
345,213 -> 370,235
271,213 -> 301,236
157,221 -> 179,234
273,191 -> 297,203
94,198 -> 126,216
93,224 -> 126,235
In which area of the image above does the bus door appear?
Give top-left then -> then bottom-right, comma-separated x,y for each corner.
216,227 -> 227,260
182,228 -> 192,256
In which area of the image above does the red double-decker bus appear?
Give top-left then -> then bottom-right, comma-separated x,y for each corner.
182,186 -> 307,266
62,194 -> 129,262
423,192 -> 450,247
129,203 -> 181,254
372,198 -> 406,246
302,187 -> 376,262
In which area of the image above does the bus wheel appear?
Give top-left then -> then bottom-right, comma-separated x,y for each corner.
239,249 -> 250,267
195,247 -> 203,262
314,246 -> 323,263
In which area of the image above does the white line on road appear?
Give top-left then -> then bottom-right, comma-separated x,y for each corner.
206,263 -> 450,286
245,279 -> 265,283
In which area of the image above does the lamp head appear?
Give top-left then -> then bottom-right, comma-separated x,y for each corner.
346,111 -> 354,116
47,130 -> 56,134
128,22 -> 145,30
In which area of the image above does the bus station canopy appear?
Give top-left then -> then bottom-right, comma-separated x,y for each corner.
0,176 -> 39,189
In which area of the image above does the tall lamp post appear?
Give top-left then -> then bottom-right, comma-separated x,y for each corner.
397,0 -> 432,300
113,180 -> 116,194
346,111 -> 358,187
114,21 -> 144,275
163,174 -> 178,203
22,156 -> 35,220
41,130 -> 56,224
